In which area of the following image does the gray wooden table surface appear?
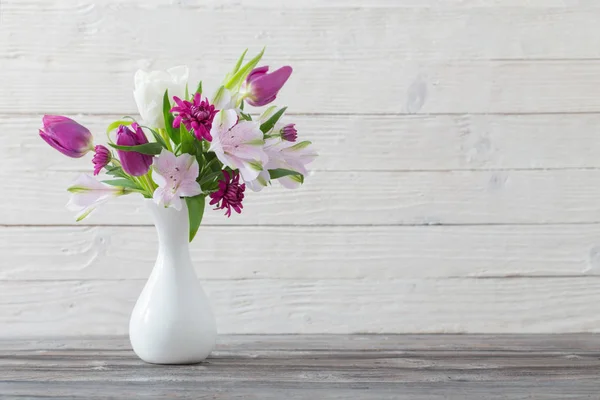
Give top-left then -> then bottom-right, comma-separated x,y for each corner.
1,334 -> 599,399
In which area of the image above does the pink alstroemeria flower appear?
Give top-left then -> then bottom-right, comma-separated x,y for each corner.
247,138 -> 317,192
67,174 -> 129,221
39,115 -> 94,158
208,110 -> 268,182
244,66 -> 292,107
152,149 -> 202,210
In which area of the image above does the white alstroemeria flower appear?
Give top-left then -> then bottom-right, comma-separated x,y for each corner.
66,174 -> 129,221
133,66 -> 189,129
152,149 -> 202,211
247,138 -> 317,191
208,110 -> 268,182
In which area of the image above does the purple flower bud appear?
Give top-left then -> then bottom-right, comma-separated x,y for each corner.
245,66 -> 292,107
280,124 -> 297,142
116,124 -> 152,176
92,145 -> 111,176
39,115 -> 94,158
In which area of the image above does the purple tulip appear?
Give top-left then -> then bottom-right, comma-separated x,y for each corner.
116,123 -> 152,176
245,66 -> 292,107
39,115 -> 94,158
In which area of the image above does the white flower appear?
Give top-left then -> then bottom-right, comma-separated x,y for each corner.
247,138 -> 317,191
208,110 -> 268,182
152,149 -> 202,211
133,66 -> 189,129
66,174 -> 128,221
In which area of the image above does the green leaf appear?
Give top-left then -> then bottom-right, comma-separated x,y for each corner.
212,85 -> 226,106
260,107 -> 287,134
106,119 -> 133,134
180,123 -> 196,155
259,106 -> 277,122
232,49 -> 248,75
105,165 -> 128,179
102,179 -> 143,191
162,89 -> 180,145
195,80 -> 203,96
199,170 -> 223,185
269,168 -> 304,184
239,111 -> 253,121
185,195 -> 206,242
185,84 -> 189,101
145,127 -> 168,149
225,47 -> 265,91
109,142 -> 163,155
288,140 -> 313,151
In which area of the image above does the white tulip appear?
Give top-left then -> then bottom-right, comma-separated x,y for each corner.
133,66 -> 189,129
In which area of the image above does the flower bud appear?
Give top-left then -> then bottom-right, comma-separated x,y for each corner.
116,124 -> 152,176
280,124 -> 297,142
92,145 -> 111,175
244,66 -> 292,107
39,115 -> 94,158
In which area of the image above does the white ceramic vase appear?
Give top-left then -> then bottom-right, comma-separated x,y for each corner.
129,199 -> 217,364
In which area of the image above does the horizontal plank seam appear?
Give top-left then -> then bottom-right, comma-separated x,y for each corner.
4,222 -> 600,228
33,167 -> 600,173
8,111 -> 600,117
1,276 -> 600,283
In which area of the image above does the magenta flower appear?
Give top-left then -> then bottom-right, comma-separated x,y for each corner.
39,115 -> 94,158
170,93 -> 218,142
244,66 -> 292,107
280,124 -> 297,142
209,170 -> 246,217
116,123 -> 153,176
92,145 -> 111,176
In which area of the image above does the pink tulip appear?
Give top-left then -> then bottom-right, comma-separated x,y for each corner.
244,66 -> 292,107
39,115 -> 94,158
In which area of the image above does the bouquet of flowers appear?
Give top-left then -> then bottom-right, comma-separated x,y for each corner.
39,49 -> 317,241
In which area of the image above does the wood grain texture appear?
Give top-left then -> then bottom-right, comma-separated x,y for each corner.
4,1 -> 600,62
5,168 -> 600,225
5,60 -> 600,114
8,113 -> 600,171
2,0 -> 600,337
1,278 -> 600,335
3,224 -> 600,280
1,335 -> 600,399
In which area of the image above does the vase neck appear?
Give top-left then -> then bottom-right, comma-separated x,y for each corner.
145,200 -> 190,255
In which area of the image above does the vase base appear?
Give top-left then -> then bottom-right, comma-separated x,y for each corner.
139,358 -> 211,365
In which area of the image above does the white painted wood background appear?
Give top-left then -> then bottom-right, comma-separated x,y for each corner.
2,0 -> 600,336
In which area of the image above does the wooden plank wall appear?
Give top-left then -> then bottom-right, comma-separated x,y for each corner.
2,0 -> 600,336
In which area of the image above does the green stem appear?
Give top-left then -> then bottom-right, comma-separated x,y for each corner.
133,176 -> 150,196
142,172 -> 156,192
158,128 -> 174,152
